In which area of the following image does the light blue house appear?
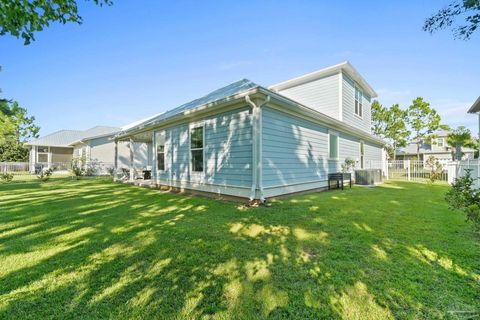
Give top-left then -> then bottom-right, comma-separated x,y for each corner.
115,62 -> 385,201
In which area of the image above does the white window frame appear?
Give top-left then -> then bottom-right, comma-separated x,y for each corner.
156,131 -> 166,172
437,138 -> 444,148
354,85 -> 363,118
37,146 -> 50,163
328,130 -> 339,160
189,122 -> 205,174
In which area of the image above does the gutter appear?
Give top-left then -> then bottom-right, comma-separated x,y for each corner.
245,94 -> 270,203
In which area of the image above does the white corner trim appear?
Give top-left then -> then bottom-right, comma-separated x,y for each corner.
338,72 -> 343,121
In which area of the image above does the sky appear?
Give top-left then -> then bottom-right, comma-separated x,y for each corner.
0,0 -> 479,137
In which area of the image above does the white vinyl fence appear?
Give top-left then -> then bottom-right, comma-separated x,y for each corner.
387,159 -> 480,188
454,160 -> 480,188
387,160 -> 452,184
0,161 -> 115,182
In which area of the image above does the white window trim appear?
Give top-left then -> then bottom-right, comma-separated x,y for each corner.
37,146 -> 50,163
156,130 -> 166,172
189,122 -> 206,175
354,85 -> 363,119
437,138 -> 444,148
328,130 -> 339,160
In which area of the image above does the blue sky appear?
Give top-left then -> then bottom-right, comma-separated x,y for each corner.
0,0 -> 479,136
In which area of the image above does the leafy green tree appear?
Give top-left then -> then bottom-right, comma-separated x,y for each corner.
0,100 -> 40,161
446,126 -> 474,160
407,97 -> 442,160
0,0 -> 112,45
424,0 -> 480,40
371,100 -> 410,160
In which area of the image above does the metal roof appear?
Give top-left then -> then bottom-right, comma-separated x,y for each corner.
119,79 -> 260,136
25,130 -> 84,147
26,126 -> 120,147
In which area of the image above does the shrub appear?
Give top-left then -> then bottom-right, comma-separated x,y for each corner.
445,169 -> 480,232
37,168 -> 53,182
341,157 -> 356,173
425,156 -> 443,184
0,172 -> 14,183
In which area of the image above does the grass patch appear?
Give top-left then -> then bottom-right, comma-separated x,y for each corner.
0,180 -> 479,319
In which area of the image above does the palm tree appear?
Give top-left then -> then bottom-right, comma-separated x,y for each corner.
446,126 -> 474,161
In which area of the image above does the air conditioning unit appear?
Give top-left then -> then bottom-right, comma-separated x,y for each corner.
355,169 -> 383,185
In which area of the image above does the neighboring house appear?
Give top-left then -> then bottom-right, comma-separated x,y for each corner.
25,126 -> 134,172
115,61 -> 385,201
396,129 -> 475,162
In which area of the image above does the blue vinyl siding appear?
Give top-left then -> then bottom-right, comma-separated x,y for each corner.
155,107 -> 252,187
262,107 -> 335,187
342,74 -> 372,133
262,107 -> 383,187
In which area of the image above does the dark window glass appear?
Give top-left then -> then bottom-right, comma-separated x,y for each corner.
190,126 -> 204,172
191,149 -> 203,172
157,145 -> 165,171
191,127 -> 203,149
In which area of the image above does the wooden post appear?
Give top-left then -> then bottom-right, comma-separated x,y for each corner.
129,138 -> 134,182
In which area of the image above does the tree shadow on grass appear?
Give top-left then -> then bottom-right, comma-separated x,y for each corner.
0,180 -> 479,319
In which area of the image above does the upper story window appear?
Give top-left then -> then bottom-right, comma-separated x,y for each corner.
355,86 -> 363,117
437,138 -> 444,148
190,126 -> 204,172
156,131 -> 165,171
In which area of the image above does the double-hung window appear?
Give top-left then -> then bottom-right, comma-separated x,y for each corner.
37,146 -> 49,163
156,131 -> 165,171
190,126 -> 204,172
329,132 -> 339,159
437,138 -> 444,148
355,86 -> 363,117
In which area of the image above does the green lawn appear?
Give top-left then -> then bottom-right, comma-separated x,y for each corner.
0,180 -> 479,319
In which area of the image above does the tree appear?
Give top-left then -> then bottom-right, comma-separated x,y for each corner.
424,0 -> 480,40
407,97 -> 442,160
0,100 -> 40,161
0,0 -> 112,45
371,100 -> 410,160
446,126 -> 474,160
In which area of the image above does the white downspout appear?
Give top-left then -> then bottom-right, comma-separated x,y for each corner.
246,95 -> 270,202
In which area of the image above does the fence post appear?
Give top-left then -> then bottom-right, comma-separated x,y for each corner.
406,160 -> 411,181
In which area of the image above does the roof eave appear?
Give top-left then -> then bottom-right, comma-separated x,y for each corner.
268,61 -> 378,98
467,96 -> 480,113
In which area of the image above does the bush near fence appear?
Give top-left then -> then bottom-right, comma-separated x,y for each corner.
0,161 -> 116,182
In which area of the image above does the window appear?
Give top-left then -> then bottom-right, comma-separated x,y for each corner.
360,141 -> 365,169
329,132 -> 339,159
156,131 -> 165,171
190,126 -> 204,172
37,146 -> 49,163
355,86 -> 363,117
437,138 -> 444,147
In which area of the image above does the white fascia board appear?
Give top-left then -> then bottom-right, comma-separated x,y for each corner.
467,96 -> 480,113
269,61 -> 377,98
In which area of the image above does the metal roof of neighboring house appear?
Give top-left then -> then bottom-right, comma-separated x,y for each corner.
25,130 -> 84,147
268,61 -> 378,98
118,79 -> 260,136
25,126 -> 120,147
468,96 -> 480,113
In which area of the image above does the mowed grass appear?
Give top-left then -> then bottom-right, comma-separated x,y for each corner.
0,179 -> 479,319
